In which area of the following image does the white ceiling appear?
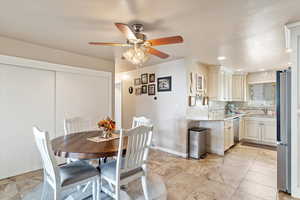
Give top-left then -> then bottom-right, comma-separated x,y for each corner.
1,0 -> 299,72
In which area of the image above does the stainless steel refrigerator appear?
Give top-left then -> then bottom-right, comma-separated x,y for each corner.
276,69 -> 291,193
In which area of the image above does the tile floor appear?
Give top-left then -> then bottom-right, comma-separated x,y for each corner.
0,143 -> 297,200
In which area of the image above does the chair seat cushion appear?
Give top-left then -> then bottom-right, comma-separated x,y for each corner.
60,161 -> 99,187
100,160 -> 143,181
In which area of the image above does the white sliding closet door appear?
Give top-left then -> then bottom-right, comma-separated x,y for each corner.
55,72 -> 111,136
0,65 -> 55,179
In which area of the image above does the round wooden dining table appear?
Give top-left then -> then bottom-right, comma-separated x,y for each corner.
51,130 -> 123,160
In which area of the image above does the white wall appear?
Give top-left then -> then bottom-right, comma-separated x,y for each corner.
185,58 -> 210,118
120,59 -> 188,155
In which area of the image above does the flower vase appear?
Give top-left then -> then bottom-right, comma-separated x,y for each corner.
102,130 -> 112,139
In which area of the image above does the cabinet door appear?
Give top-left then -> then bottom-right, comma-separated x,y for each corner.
232,75 -> 246,101
232,75 -> 243,101
223,72 -> 231,101
227,73 -> 233,101
228,126 -> 234,147
244,120 -> 260,141
224,120 -> 234,150
261,121 -> 276,145
219,71 -> 225,100
239,117 -> 244,140
224,129 -> 229,150
208,71 -> 220,100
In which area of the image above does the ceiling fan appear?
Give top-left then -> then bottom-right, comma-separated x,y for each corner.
89,23 -> 184,65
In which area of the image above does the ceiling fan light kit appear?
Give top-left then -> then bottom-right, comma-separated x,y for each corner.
89,23 -> 184,65
123,46 -> 149,65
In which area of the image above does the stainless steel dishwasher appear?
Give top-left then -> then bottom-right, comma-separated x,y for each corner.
233,117 -> 240,144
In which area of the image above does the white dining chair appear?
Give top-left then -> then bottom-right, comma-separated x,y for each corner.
33,127 -> 100,200
132,116 -> 152,128
64,117 -> 98,135
64,117 -> 99,163
100,125 -> 153,200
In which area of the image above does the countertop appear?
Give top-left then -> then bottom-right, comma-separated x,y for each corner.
186,113 -> 276,121
186,114 -> 245,121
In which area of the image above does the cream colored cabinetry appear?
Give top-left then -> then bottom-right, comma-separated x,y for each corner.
239,117 -> 245,140
244,119 -> 261,140
208,66 -> 233,101
244,118 -> 276,146
261,121 -> 277,144
232,74 -> 247,101
223,73 -> 232,101
224,119 -> 234,151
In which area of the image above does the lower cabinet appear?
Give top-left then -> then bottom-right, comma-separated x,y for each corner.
244,118 -> 276,146
261,121 -> 277,144
224,120 -> 234,151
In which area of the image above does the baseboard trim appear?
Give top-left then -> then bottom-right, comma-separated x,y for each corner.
151,146 -> 188,158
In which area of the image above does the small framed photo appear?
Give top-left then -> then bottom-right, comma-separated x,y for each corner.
141,73 -> 148,84
141,85 -> 148,94
157,76 -> 172,92
196,73 -> 204,91
149,73 -> 155,83
134,78 -> 141,86
189,96 -> 196,107
148,84 -> 156,96
135,87 -> 141,95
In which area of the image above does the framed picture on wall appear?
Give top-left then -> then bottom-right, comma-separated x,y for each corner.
196,73 -> 204,91
134,78 -> 141,86
135,87 -> 141,95
149,73 -> 155,83
141,73 -> 148,84
148,84 -> 156,95
157,76 -> 172,92
141,85 -> 148,94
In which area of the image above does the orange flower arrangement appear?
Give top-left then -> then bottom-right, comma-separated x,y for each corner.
97,116 -> 116,132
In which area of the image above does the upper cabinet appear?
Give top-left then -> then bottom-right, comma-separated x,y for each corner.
232,74 -> 247,101
208,66 -> 247,102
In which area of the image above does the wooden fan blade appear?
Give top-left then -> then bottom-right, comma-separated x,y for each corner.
115,23 -> 137,40
147,47 -> 169,59
89,42 -> 130,47
147,35 -> 183,46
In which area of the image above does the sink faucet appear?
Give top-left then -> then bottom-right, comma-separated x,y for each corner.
262,107 -> 268,115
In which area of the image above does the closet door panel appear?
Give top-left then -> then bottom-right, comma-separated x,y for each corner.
0,65 -> 55,179
55,72 -> 111,136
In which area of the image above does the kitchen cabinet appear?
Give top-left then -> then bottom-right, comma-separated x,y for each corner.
261,121 -> 277,144
208,66 -> 233,101
239,117 -> 245,140
244,119 -> 261,141
224,119 -> 234,151
243,118 -> 276,146
232,74 -> 247,101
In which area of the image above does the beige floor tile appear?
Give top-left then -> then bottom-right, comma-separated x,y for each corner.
185,191 -> 216,200
187,179 -> 235,200
166,172 -> 208,200
238,179 -> 277,200
244,170 -> 277,188
0,183 -> 19,200
206,164 -> 248,189
231,190 -> 267,200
